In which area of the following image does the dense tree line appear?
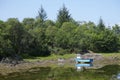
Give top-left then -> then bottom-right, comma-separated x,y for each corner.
0,5 -> 120,58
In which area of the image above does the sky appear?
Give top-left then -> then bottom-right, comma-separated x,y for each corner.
0,0 -> 120,26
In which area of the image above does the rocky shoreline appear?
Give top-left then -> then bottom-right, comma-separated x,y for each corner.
0,53 -> 120,75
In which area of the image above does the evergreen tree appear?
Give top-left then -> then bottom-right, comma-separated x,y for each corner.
97,17 -> 105,30
36,5 -> 47,22
56,4 -> 72,27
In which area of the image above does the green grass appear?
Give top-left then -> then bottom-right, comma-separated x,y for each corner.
24,54 -> 76,62
100,53 -> 120,58
24,53 -> 120,62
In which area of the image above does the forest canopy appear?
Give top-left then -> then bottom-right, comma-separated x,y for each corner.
0,5 -> 120,58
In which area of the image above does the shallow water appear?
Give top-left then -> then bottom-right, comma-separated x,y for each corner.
0,65 -> 120,80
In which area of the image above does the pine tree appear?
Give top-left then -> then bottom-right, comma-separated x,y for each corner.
56,4 -> 72,27
97,17 -> 105,30
36,5 -> 47,22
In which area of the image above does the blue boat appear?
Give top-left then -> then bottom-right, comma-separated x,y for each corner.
117,73 -> 120,79
76,63 -> 93,67
75,58 -> 93,63
75,54 -> 93,68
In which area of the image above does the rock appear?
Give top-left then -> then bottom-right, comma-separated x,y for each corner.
0,54 -> 24,66
58,58 -> 64,62
81,53 -> 103,60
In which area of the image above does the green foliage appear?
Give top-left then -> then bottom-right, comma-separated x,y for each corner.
0,5 -> 120,58
97,17 -> 105,31
45,20 -> 55,27
45,26 -> 58,51
56,4 -> 72,27
112,25 -> 120,50
27,27 -> 50,56
35,6 -> 47,28
7,18 -> 26,55
112,24 -> 120,36
36,5 -> 47,22
91,29 -> 119,52
22,18 -> 35,30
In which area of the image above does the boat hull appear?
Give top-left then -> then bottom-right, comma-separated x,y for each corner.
75,58 -> 93,63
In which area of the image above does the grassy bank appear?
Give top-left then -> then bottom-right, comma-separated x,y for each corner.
24,54 -> 76,62
24,53 -> 120,62
101,53 -> 120,58
23,53 -> 120,62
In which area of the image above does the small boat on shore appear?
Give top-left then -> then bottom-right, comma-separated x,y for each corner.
75,58 -> 93,63
117,73 -> 120,79
75,54 -> 93,68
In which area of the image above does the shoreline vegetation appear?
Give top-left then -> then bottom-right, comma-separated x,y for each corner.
0,53 -> 120,75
